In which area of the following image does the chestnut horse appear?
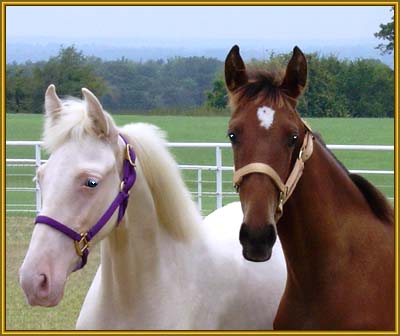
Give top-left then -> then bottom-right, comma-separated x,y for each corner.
224,45 -> 394,330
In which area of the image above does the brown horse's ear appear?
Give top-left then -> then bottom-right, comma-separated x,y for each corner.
280,46 -> 307,99
225,45 -> 248,92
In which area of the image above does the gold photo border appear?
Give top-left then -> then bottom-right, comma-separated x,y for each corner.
1,1 -> 398,335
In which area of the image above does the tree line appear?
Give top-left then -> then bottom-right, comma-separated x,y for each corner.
6,46 -> 394,117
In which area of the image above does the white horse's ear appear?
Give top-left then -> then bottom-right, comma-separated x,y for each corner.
45,84 -> 62,122
82,88 -> 112,138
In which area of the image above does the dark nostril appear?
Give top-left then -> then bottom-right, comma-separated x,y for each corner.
240,223 -> 276,246
239,223 -> 249,245
37,274 -> 50,297
239,223 -> 277,262
39,274 -> 48,290
264,224 -> 277,246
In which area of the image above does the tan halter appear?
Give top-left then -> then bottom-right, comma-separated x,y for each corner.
233,122 -> 314,221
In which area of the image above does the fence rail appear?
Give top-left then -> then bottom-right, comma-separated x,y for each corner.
6,141 -> 394,215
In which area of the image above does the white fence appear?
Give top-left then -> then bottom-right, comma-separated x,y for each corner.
6,141 -> 394,215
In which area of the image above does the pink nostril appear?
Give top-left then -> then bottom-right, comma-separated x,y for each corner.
37,273 -> 50,298
20,271 -> 52,305
39,274 -> 47,288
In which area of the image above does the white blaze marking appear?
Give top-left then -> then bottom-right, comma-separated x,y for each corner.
257,106 -> 275,130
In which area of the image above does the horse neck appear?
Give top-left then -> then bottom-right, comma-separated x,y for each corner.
98,167 -> 206,304
278,139 -> 376,286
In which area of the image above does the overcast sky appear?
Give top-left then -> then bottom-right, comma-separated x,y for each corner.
6,5 -> 392,44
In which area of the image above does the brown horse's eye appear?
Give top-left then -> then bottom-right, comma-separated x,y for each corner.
288,134 -> 298,147
228,132 -> 238,144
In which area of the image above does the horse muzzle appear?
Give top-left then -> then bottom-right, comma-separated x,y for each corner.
239,223 -> 277,262
19,267 -> 66,307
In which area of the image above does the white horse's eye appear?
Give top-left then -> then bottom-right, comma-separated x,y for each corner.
85,178 -> 98,188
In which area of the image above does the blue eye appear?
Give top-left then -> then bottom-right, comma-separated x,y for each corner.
85,178 -> 98,188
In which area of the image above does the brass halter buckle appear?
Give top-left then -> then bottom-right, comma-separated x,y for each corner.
74,233 -> 90,257
277,190 -> 285,214
126,144 -> 136,167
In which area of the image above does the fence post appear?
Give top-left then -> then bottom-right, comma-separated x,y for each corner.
197,169 -> 202,212
35,144 -> 42,214
216,146 -> 222,208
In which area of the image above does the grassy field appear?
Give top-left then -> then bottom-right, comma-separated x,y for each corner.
6,114 -> 394,215
5,113 -> 395,330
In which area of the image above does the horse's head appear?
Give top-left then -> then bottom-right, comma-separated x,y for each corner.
19,85 -> 127,306
225,45 -> 310,262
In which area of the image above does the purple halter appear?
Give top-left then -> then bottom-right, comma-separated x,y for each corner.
34,134 -> 137,271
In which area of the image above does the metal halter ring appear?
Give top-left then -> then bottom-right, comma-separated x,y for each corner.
74,233 -> 90,257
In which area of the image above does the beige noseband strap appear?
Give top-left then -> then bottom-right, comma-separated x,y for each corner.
234,163 -> 286,193
233,126 -> 314,220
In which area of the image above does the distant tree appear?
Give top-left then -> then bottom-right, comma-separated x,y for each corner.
341,59 -> 394,117
30,46 -> 108,113
6,45 -> 394,117
97,56 -> 222,111
301,53 -> 350,117
160,57 -> 222,107
206,76 -> 227,109
6,62 -> 35,113
374,7 -> 394,55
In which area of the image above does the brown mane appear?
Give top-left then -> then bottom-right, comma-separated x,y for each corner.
230,69 -> 291,109
349,174 -> 394,225
314,133 -> 394,225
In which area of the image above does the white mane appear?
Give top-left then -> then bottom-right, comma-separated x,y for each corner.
43,94 -> 199,241
43,98 -> 116,153
120,123 -> 202,241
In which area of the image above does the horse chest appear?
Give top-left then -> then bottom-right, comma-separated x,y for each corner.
275,270 -> 394,330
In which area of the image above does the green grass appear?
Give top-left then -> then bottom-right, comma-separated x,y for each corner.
6,114 -> 395,144
5,114 -> 395,330
6,114 -> 394,216
6,216 -> 100,330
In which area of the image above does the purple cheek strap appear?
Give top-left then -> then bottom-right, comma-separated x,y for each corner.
34,134 -> 136,271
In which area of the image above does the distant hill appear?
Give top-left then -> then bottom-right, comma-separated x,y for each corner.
6,37 -> 394,68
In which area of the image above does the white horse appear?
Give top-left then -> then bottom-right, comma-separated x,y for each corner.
19,85 -> 286,330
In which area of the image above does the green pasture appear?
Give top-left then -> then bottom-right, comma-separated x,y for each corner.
5,114 -> 395,330
6,114 -> 394,216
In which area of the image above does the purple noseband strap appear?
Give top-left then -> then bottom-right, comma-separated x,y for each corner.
34,134 -> 137,271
